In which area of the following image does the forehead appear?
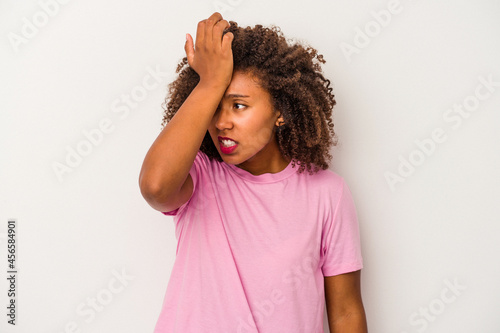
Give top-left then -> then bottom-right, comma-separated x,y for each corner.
224,71 -> 265,97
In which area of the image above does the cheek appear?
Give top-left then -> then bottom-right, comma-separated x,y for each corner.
245,119 -> 275,147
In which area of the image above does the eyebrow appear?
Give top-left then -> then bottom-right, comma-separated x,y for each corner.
224,94 -> 250,99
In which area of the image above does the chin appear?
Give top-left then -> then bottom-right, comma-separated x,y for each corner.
220,153 -> 243,165
220,154 -> 236,163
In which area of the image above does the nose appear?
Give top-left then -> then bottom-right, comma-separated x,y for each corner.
214,105 -> 234,131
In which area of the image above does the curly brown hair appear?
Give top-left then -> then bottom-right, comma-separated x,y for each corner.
161,20 -> 338,175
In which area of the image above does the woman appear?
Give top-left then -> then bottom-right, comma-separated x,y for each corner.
139,12 -> 368,332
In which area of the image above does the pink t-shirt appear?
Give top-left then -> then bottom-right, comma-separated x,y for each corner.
155,151 -> 363,332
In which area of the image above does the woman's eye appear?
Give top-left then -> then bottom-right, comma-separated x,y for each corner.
234,103 -> 246,109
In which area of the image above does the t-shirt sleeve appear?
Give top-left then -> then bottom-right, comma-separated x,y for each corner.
161,150 -> 205,216
321,178 -> 363,277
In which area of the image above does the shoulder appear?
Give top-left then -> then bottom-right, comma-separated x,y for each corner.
299,164 -> 346,195
192,150 -> 225,175
194,150 -> 213,167
298,166 -> 354,218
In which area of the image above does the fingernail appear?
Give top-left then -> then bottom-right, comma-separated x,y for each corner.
186,33 -> 188,41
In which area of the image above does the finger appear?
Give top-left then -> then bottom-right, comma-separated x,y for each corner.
184,33 -> 194,66
213,19 -> 229,48
204,13 -> 223,50
195,19 -> 206,50
221,31 -> 234,54
208,12 -> 223,22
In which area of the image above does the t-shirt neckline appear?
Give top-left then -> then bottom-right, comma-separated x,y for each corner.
225,158 -> 298,183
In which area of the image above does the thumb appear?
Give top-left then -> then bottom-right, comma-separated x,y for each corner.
184,33 -> 194,66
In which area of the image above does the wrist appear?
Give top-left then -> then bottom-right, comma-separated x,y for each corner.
197,78 -> 230,92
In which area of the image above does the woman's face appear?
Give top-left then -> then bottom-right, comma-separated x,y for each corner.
208,70 -> 288,175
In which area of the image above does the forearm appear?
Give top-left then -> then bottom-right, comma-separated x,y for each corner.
139,81 -> 225,202
328,309 -> 368,333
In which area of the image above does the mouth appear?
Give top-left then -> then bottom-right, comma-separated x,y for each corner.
218,136 -> 238,146
218,136 -> 238,154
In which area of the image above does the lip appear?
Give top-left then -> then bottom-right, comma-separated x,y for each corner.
218,136 -> 238,143
218,136 -> 238,154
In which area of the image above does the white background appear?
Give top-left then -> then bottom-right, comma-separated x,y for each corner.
1,0 -> 499,332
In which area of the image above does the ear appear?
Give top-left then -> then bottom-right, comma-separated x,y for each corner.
275,112 -> 285,127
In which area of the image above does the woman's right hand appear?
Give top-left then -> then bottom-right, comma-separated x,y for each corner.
185,12 -> 234,89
